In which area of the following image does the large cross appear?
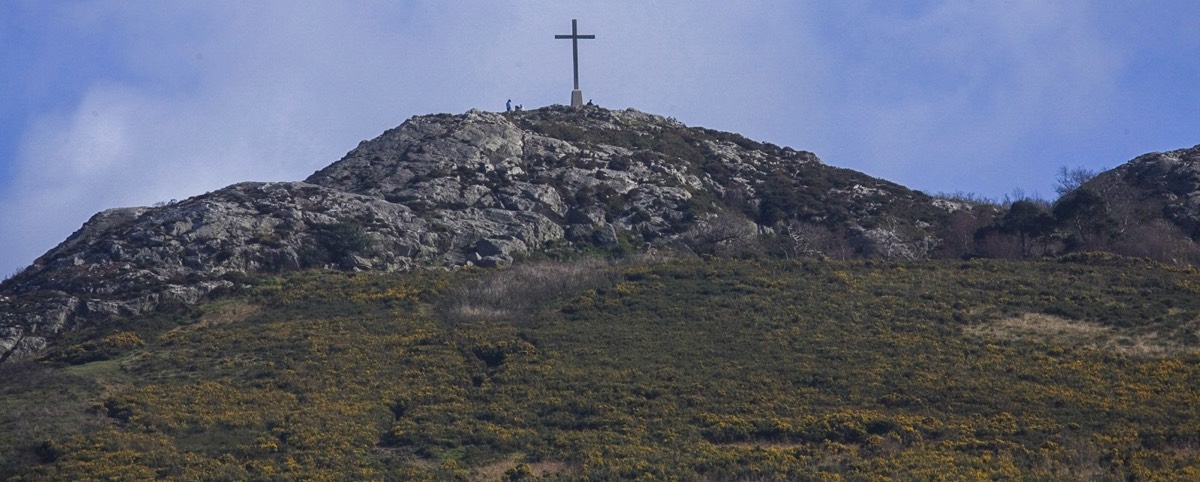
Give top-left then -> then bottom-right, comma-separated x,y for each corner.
554,19 -> 595,107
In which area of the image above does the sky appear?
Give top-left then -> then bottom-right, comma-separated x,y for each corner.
2,1 -> 1199,277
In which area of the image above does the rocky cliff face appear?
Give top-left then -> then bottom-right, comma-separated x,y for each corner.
1,105 -> 949,363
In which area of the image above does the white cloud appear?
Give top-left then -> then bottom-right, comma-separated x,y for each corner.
0,1 -> 603,275
0,1 -> 1195,277
1,2 -> 421,275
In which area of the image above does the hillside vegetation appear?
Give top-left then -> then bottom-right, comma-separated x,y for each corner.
3,254 -> 1200,480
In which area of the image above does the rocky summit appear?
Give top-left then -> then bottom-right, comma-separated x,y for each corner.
1,105 -> 949,362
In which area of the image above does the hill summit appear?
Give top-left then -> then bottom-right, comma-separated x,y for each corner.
1,105 -> 949,362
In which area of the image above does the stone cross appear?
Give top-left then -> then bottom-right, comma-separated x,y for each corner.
554,19 -> 595,107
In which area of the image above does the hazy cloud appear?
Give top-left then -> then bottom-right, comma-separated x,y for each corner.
1,1 -> 1197,276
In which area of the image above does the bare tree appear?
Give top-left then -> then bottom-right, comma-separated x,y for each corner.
678,209 -> 760,257
1054,166 -> 1100,198
1113,219 -> 1200,265
936,208 -> 999,258
975,229 -> 1023,260
772,220 -> 839,259
861,217 -> 935,260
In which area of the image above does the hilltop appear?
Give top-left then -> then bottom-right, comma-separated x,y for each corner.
1,105 -> 948,363
6,105 -> 1200,363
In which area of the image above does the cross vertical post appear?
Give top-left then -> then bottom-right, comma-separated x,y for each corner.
554,19 -> 595,107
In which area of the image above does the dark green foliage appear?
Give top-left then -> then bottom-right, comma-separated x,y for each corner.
1005,200 -> 1054,238
1054,188 -> 1115,250
756,169 -> 802,225
46,332 -> 145,365
299,222 -> 373,269
1000,200 -> 1055,256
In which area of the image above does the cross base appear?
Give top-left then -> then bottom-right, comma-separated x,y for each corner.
570,90 -> 584,108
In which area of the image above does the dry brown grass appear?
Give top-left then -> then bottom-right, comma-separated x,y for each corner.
967,313 -> 1109,340
441,258 -> 620,323
718,441 -> 808,451
967,312 -> 1199,357
471,457 -> 569,481
194,301 -> 261,329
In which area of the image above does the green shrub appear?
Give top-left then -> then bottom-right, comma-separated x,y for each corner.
50,331 -> 145,365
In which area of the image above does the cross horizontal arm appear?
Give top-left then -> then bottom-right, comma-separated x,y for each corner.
555,34 -> 595,39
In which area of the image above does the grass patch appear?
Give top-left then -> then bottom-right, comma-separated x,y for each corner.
969,312 -> 1200,356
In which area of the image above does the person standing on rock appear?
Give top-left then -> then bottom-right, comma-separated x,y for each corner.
506,99 -> 512,112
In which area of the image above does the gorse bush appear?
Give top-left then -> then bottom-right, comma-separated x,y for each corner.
298,222 -> 373,269
4,257 -> 1200,480
47,331 -> 146,365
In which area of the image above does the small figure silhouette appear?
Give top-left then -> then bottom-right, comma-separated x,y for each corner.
586,99 -> 594,106
506,99 -> 512,112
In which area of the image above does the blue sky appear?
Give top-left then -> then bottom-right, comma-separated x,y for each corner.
2,1 -> 1199,276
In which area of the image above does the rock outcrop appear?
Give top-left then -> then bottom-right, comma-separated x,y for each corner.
1080,145 -> 1200,237
1,105 -> 950,362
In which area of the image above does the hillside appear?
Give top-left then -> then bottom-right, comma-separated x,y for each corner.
3,255 -> 1200,479
5,104 -> 1200,479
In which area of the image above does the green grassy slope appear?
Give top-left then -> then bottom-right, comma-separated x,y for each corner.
3,255 -> 1200,480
